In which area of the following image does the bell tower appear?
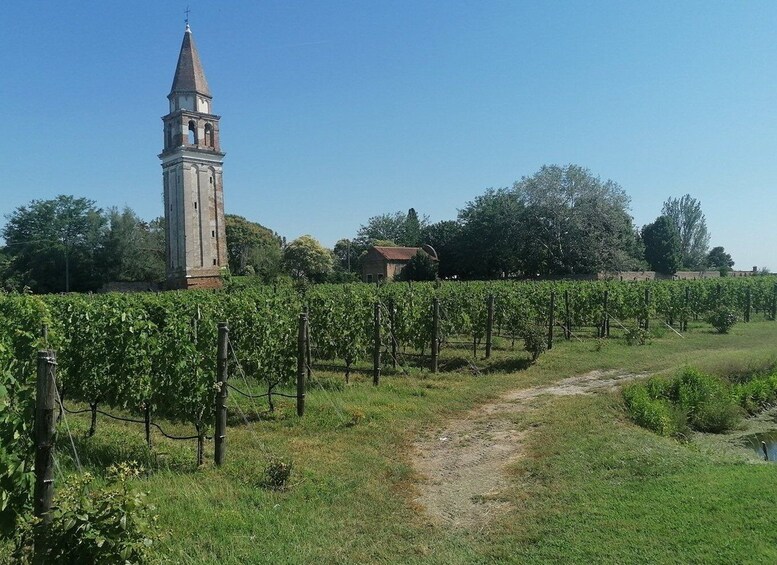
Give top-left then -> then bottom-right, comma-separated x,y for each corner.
160,24 -> 227,290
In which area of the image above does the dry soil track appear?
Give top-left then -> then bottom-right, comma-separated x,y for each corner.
412,370 -> 647,529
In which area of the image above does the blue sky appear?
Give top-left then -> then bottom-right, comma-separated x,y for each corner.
1,1 -> 775,269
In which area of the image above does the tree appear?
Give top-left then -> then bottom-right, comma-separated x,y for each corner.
225,214 -> 282,281
403,208 -> 422,247
707,246 -> 734,274
661,195 -> 710,269
2,195 -> 106,292
457,188 -> 523,278
641,216 -> 681,274
421,220 -> 463,278
333,239 -> 362,274
282,235 -> 333,282
355,209 -> 429,248
513,164 -> 639,276
395,251 -> 438,281
99,207 -> 165,283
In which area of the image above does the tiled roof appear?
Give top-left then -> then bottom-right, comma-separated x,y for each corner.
373,247 -> 425,261
170,26 -> 211,97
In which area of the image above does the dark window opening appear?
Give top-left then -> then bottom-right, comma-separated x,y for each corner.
213,259 -> 217,265
204,123 -> 214,147
188,121 -> 197,144
211,231 -> 215,237
194,202 -> 197,209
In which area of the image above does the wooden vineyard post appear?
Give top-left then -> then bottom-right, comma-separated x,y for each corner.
643,288 -> 650,331
600,290 -> 609,338
297,313 -> 307,417
547,291 -> 555,351
431,298 -> 440,373
564,290 -> 571,340
485,294 -> 494,359
745,287 -> 751,323
214,322 -> 229,466
144,405 -> 152,449
683,287 -> 690,332
772,283 -> 777,321
34,352 -> 56,525
389,298 -> 397,369
373,303 -> 381,386
304,306 -> 312,379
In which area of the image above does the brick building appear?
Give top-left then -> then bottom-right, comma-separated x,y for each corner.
361,245 -> 438,282
159,24 -> 228,290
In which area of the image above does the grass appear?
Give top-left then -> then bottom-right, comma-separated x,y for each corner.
10,318 -> 777,563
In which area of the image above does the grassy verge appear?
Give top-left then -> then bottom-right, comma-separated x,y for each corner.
8,320 -> 777,563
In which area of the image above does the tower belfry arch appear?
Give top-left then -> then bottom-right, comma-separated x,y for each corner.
159,24 -> 227,289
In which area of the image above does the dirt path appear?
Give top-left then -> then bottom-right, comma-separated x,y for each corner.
412,370 -> 646,530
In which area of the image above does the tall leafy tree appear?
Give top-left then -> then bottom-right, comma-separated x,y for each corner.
282,235 -> 334,282
420,220 -> 463,278
225,214 -> 283,280
707,246 -> 734,273
641,216 -> 681,274
403,208 -> 422,247
661,194 -> 710,269
355,209 -> 429,247
100,207 -> 165,283
457,188 -> 524,278
2,195 -> 106,292
514,164 -> 639,275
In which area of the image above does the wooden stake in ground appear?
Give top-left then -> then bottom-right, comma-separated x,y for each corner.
431,298 -> 440,373
214,322 -> 229,466
34,351 -> 56,524
373,303 -> 381,385
297,313 -> 307,417
485,294 -> 494,359
547,291 -> 555,350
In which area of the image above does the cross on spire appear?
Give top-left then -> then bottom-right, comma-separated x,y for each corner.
185,6 -> 191,27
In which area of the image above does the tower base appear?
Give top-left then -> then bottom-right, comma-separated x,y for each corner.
167,274 -> 224,290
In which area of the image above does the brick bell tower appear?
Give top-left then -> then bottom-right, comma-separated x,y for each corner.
160,23 -> 227,290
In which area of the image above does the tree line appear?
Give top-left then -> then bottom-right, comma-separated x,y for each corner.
338,164 -> 735,279
0,164 -> 737,293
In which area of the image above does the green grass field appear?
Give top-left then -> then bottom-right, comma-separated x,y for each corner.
18,320 -> 777,563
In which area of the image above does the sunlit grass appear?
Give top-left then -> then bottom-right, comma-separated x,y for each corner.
30,320 -> 777,563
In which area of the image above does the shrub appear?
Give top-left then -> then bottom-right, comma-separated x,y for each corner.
13,462 -> 160,564
623,384 -> 687,437
623,368 -> 742,436
707,307 -> 737,334
262,458 -> 293,491
624,326 -> 650,346
522,326 -> 547,362
733,374 -> 777,414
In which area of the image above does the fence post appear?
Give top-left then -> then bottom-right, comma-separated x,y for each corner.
643,288 -> 650,331
297,313 -> 307,417
214,322 -> 229,466
683,286 -> 690,332
431,298 -> 440,373
304,305 -> 312,379
745,287 -> 751,323
547,291 -> 555,351
372,302 -> 383,386
564,290 -> 571,340
600,290 -> 609,338
485,294 -> 494,359
34,351 -> 56,523
389,298 -> 397,369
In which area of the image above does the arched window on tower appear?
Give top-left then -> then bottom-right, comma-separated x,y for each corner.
204,123 -> 214,147
188,121 -> 197,145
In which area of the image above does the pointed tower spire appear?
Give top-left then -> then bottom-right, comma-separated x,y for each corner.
169,25 -> 211,98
